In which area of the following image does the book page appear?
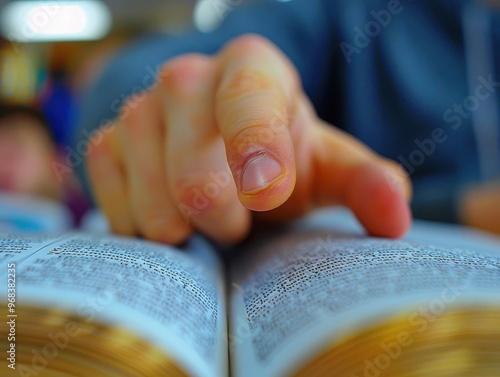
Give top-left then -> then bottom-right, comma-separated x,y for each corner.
1,233 -> 227,377
291,207 -> 500,254
0,233 -> 62,265
229,208 -> 500,377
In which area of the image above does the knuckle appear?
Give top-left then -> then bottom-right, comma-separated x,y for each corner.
225,33 -> 272,54
218,68 -> 276,100
160,54 -> 211,95
228,124 -> 277,156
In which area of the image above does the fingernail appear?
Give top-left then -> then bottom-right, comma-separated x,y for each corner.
241,155 -> 283,193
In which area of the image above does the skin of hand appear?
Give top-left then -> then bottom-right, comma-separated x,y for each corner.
460,181 -> 500,235
86,34 -> 413,245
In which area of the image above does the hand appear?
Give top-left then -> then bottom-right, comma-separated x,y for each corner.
86,34 -> 412,245
460,181 -> 500,234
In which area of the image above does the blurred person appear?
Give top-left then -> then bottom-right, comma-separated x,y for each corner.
0,104 -> 88,226
76,0 -> 500,244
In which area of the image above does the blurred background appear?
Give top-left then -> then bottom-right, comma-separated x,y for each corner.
0,0 -> 251,231
1,0 -> 499,235
0,0 -> 226,144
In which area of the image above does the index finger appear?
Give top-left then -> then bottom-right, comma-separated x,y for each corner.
215,34 -> 300,212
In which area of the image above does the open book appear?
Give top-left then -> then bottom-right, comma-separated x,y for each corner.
1,208 -> 500,377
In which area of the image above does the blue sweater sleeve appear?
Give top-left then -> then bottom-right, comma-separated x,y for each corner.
73,0 -> 336,201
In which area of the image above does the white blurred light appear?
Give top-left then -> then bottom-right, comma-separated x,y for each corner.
194,0 -> 292,33
0,1 -> 112,42
194,0 -> 229,33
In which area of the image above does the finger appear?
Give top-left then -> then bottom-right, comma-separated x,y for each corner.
86,127 -> 135,236
460,182 -> 500,234
312,119 -> 413,238
215,34 -> 300,212
161,54 -> 251,244
343,163 -> 412,238
252,96 -> 317,223
118,90 -> 191,244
